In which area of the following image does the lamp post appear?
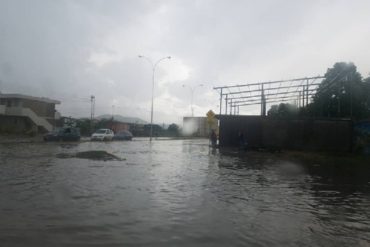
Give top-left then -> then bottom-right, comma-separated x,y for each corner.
182,84 -> 204,117
138,55 -> 171,141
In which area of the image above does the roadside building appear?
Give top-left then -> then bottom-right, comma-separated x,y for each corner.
107,120 -> 130,133
183,116 -> 218,137
0,93 -> 61,134
95,115 -> 147,136
182,110 -> 219,137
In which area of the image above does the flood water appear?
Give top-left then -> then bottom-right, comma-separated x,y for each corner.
1,139 -> 370,246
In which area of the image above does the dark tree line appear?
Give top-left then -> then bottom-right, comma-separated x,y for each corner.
268,62 -> 370,120
73,118 -> 181,137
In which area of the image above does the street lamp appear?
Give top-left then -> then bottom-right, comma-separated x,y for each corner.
138,55 -> 171,141
182,84 -> 204,117
111,105 -> 115,119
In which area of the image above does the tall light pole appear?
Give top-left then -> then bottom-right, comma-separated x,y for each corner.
90,95 -> 95,134
182,84 -> 203,117
138,55 -> 171,141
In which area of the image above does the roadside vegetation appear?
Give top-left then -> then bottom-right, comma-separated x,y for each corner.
268,62 -> 370,119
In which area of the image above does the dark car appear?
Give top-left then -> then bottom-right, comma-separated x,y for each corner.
44,127 -> 81,142
112,130 -> 133,141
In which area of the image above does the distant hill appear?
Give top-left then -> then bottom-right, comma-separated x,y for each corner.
97,114 -> 147,124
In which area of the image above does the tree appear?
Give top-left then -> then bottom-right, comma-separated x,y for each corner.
311,62 -> 368,119
75,118 -> 92,136
363,76 -> 370,115
268,105 -> 279,116
268,103 -> 298,118
143,124 -> 163,137
167,123 -> 180,137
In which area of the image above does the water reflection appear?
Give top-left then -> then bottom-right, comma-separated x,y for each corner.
216,147 -> 370,246
0,139 -> 369,246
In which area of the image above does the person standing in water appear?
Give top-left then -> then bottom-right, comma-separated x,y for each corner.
210,129 -> 217,148
238,131 -> 247,150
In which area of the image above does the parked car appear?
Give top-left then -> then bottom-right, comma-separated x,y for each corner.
91,129 -> 114,141
113,130 -> 133,141
44,127 -> 81,142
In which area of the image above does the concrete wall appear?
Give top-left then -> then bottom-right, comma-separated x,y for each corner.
0,98 -> 57,128
0,115 -> 38,134
218,115 -> 353,152
0,98 -> 56,118
20,99 -> 56,118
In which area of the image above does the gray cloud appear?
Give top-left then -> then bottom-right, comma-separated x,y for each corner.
1,0 -> 370,123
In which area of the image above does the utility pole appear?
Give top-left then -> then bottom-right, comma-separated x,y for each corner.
261,84 -> 266,116
349,75 -> 353,119
337,83 -> 341,117
219,88 -> 223,116
182,84 -> 203,117
225,94 -> 228,115
229,99 -> 233,115
90,95 -> 95,134
306,79 -> 309,106
138,55 -> 171,142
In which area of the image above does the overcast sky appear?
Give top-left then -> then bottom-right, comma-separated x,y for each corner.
1,0 -> 370,124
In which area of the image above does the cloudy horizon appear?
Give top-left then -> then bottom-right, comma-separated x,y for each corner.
1,0 -> 370,124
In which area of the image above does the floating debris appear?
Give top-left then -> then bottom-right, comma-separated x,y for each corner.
56,150 -> 124,161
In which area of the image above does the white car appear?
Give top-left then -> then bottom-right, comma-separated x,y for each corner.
91,129 -> 114,141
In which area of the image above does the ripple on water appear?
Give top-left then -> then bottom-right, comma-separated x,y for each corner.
1,140 -> 370,246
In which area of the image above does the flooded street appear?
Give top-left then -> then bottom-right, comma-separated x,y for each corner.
1,139 -> 370,246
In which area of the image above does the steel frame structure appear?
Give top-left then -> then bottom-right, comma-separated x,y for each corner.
213,76 -> 325,116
